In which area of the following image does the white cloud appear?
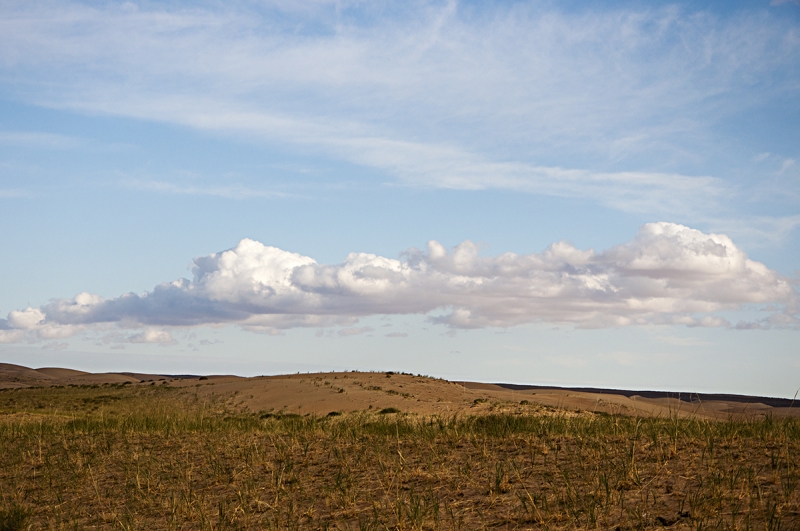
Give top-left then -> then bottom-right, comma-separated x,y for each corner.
0,330 -> 26,343
0,189 -> 25,198
123,180 -> 290,200
0,131 -> 82,149
779,159 -> 796,174
129,329 -> 175,345
331,138 -> 726,214
706,215 -> 800,248
1,223 -> 796,342
7,307 -> 45,329
37,324 -> 82,340
3,302 -> 88,342
0,1 -> 796,214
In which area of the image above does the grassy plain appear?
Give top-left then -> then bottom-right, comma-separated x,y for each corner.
0,381 -> 798,530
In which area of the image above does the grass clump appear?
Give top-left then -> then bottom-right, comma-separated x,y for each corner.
0,504 -> 29,531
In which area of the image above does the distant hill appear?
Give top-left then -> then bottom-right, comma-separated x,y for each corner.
1,363 -> 797,420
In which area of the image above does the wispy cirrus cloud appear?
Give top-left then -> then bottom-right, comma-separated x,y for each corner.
107,104 -> 727,214
706,215 -> 800,248
1,1 -> 797,215
123,179 -> 291,200
0,131 -> 82,149
0,188 -> 26,198
1,223 -> 796,343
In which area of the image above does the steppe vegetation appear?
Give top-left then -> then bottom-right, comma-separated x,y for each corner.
0,382 -> 798,530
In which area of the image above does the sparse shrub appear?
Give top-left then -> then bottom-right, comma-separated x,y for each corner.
379,407 -> 401,414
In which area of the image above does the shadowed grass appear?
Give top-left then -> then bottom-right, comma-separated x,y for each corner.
0,504 -> 30,531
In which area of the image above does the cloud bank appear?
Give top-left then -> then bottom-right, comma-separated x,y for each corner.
1,223 -> 796,343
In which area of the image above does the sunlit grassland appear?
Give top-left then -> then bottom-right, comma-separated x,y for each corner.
0,384 -> 798,530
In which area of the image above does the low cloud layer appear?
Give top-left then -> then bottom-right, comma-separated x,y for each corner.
1,223 -> 797,343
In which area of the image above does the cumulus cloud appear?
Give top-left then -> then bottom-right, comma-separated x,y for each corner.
0,223 -> 796,342
0,330 -> 26,343
4,307 -> 83,339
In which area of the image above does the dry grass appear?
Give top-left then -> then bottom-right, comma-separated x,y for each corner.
0,383 -> 798,530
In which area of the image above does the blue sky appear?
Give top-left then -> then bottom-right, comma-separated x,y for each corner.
1,0 -> 798,397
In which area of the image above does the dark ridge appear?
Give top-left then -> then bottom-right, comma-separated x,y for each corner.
494,384 -> 797,409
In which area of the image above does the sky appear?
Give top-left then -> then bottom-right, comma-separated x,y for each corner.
0,0 -> 798,397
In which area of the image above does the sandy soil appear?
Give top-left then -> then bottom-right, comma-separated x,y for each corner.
1,363 -> 796,420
